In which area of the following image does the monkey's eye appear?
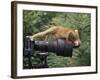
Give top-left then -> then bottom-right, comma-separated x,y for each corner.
61,37 -> 66,40
68,32 -> 76,41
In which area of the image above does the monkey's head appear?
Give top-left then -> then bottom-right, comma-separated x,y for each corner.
68,29 -> 81,48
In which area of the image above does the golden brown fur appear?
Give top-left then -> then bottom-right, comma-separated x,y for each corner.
29,26 -> 81,47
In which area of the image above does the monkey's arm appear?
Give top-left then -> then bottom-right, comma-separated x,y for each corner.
32,27 -> 58,39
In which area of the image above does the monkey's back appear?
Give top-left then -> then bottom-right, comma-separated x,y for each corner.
48,26 -> 74,39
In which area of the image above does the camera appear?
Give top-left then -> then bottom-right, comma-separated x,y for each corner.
25,37 -> 73,57
24,37 -> 73,68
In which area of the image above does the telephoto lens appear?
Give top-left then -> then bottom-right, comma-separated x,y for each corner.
33,39 -> 73,57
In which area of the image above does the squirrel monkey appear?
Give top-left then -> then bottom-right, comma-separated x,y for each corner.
27,26 -> 81,47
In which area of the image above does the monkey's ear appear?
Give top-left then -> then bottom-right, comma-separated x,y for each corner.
68,32 -> 75,41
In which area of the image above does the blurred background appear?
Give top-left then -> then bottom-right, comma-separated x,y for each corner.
23,10 -> 91,68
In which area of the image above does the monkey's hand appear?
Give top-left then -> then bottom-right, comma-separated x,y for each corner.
26,32 -> 45,40
26,36 -> 34,41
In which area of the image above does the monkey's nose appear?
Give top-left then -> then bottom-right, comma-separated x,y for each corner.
74,41 -> 81,48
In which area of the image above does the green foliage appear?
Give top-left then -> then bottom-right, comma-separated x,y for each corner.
47,53 -> 69,67
23,10 -> 56,35
23,10 -> 91,68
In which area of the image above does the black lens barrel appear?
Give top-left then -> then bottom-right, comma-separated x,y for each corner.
56,39 -> 73,57
34,39 -> 73,57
